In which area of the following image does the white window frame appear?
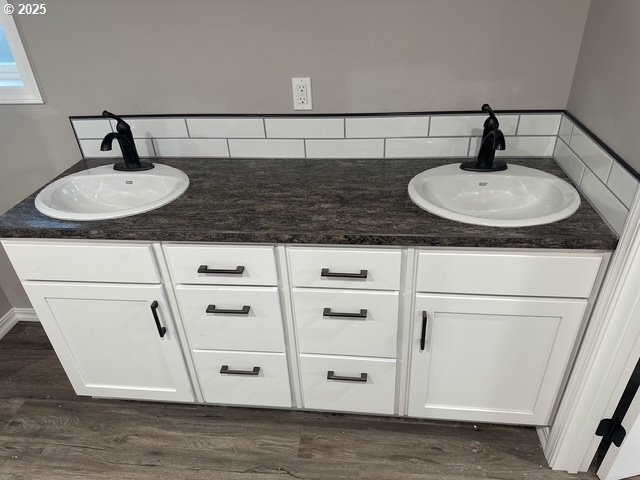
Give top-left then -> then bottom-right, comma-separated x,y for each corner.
0,0 -> 42,103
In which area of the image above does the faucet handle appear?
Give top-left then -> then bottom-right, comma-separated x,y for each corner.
482,103 -> 496,117
482,103 -> 500,130
102,110 -> 125,123
102,110 -> 132,134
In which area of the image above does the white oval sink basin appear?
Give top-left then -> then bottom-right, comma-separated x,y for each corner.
408,163 -> 580,227
35,164 -> 189,221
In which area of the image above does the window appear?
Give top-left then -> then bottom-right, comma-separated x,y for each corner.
0,1 -> 42,103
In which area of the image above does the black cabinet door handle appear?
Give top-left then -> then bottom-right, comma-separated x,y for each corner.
327,371 -> 368,382
420,310 -> 428,351
206,305 -> 251,315
150,301 -> 166,338
322,307 -> 368,319
321,268 -> 368,279
220,365 -> 260,376
198,265 -> 245,275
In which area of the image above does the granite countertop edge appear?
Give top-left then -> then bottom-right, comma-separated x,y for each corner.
0,157 -> 619,251
0,228 -> 617,250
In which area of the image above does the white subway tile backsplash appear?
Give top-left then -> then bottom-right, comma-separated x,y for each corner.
386,137 -> 469,158
346,116 -> 429,138
554,139 -> 585,186
558,116 -> 574,144
607,162 -> 639,208
517,114 -> 562,136
228,139 -> 305,158
429,115 -> 518,137
153,139 -> 229,158
580,169 -> 628,235
552,118 -> 636,235
186,118 -> 264,138
469,136 -> 556,157
467,137 -> 480,157
569,127 -> 613,183
500,136 -> 556,157
72,119 -> 112,139
265,118 -> 343,138
79,138 -> 154,158
305,139 -> 384,159
110,118 -> 188,139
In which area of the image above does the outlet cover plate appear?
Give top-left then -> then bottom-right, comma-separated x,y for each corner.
292,77 -> 312,110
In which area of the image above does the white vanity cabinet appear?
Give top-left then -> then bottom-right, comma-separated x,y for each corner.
1,239 -> 609,426
407,249 -> 604,425
2,240 -> 194,402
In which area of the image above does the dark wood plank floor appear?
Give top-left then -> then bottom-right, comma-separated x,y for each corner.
0,322 -> 599,480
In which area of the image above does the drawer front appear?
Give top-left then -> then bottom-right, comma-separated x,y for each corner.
194,351 -> 291,407
164,245 -> 278,286
2,240 -> 160,283
176,286 -> 285,352
299,354 -> 396,414
293,288 -> 399,357
288,247 -> 402,291
417,250 -> 604,298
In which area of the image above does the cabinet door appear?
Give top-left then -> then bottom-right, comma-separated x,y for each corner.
408,294 -> 586,425
23,282 -> 194,402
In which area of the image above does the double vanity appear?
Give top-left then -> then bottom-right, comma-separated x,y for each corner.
0,154 -> 617,427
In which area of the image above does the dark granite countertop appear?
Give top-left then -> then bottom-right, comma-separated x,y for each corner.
0,157 -> 618,250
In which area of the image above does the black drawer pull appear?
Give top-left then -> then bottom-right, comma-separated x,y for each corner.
150,301 -> 166,338
420,310 -> 428,351
327,371 -> 368,382
198,265 -> 245,275
220,365 -> 260,376
323,307 -> 368,319
206,305 -> 251,315
321,268 -> 368,279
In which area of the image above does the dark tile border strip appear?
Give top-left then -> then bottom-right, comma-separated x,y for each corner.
68,109 -> 563,120
563,110 -> 640,181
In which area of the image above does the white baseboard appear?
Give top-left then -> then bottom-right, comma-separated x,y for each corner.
13,307 -> 39,322
0,307 -> 39,340
0,309 -> 18,339
537,426 -> 551,450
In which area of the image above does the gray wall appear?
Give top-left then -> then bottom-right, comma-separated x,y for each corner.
0,0 -> 591,308
568,0 -> 640,172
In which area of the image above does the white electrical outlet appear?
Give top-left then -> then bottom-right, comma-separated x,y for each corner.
292,77 -> 312,110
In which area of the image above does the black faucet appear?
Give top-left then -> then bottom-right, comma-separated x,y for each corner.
100,111 -> 154,171
460,104 -> 507,172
